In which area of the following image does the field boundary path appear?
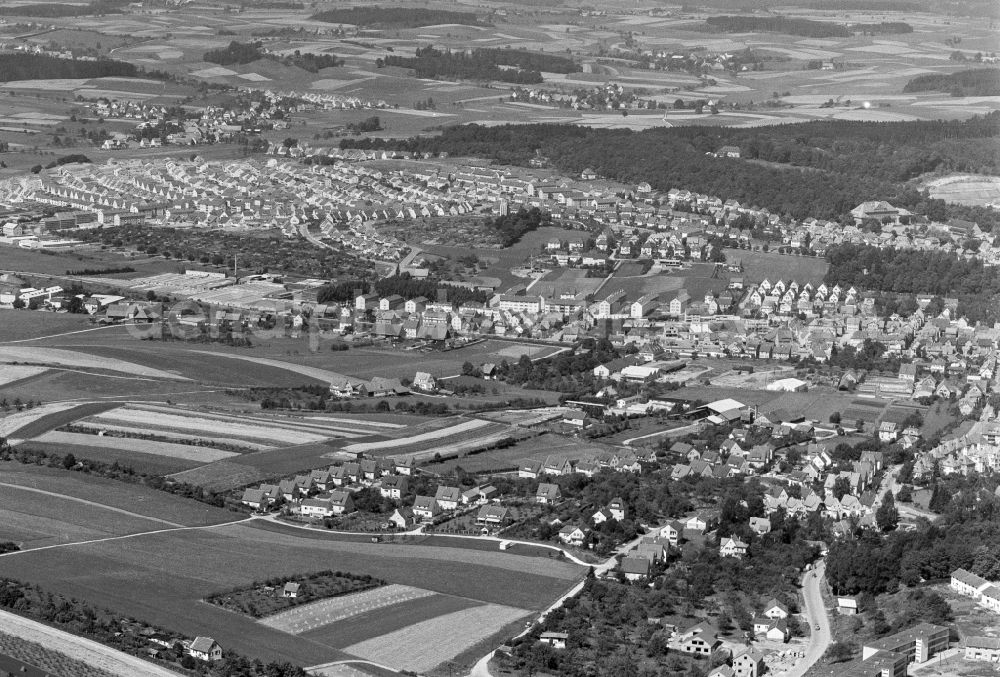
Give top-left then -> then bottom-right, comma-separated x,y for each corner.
0,609 -> 182,677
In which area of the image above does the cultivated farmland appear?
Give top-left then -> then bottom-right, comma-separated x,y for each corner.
341,603 -> 531,673
33,430 -> 240,464
261,584 -> 433,634
0,346 -> 190,380
0,520 -> 581,666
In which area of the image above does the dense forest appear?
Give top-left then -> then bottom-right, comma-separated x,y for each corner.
380,46 -> 578,84
700,16 -> 852,38
903,68 -> 1000,97
341,114 -> 1000,224
0,0 -> 128,17
310,6 -> 487,28
0,54 -> 138,81
204,41 -> 265,66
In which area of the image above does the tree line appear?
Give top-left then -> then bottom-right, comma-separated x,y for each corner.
486,206 -> 553,246
315,273 -> 490,306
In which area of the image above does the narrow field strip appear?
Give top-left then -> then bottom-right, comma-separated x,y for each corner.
64,421 -> 274,451
260,584 -> 434,634
303,416 -> 406,429
33,431 -> 240,464
342,419 -> 492,453
341,604 -> 531,673
0,365 -> 48,387
127,405 -> 374,438
93,408 -> 328,445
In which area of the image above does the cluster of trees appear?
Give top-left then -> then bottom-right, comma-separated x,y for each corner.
381,46 -> 557,84
701,15 -> 852,38
0,578 -> 307,676
500,338 -> 619,391
340,114 -> 1000,223
203,41 -> 265,66
828,339 -> 901,374
315,273 -> 491,306
345,116 -> 383,134
485,206 -> 553,247
310,7 -> 488,28
903,68 -> 1000,97
277,51 -> 343,72
0,54 -> 138,81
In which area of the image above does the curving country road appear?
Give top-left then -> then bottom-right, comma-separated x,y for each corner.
784,559 -> 831,677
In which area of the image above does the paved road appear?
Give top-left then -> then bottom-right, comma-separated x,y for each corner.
784,560 -> 831,677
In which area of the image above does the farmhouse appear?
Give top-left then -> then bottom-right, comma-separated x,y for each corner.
283,582 -> 300,598
187,637 -> 222,662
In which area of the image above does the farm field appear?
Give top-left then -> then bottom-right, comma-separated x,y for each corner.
0,401 -> 115,440
341,603 -> 531,673
0,345 -> 189,381
33,430 -> 240,463
302,593 -> 480,656
0,520 -> 581,666
18,440 -> 202,476
261,584 -> 434,634
0,365 -> 48,388
0,309 -> 97,341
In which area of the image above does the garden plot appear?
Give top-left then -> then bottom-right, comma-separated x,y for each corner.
261,585 -> 433,634
92,407 -> 329,446
32,431 -> 240,464
341,603 -> 530,673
